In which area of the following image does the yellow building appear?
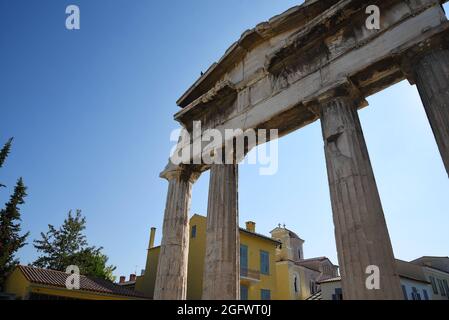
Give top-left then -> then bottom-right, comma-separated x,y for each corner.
4,265 -> 147,300
270,226 -> 339,300
135,214 -> 281,300
135,214 -> 339,300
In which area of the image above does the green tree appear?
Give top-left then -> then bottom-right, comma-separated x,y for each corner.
33,210 -> 116,281
0,138 -> 29,290
0,138 -> 13,188
70,249 -> 116,282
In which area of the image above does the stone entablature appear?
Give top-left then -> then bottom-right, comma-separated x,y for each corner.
172,0 -> 449,166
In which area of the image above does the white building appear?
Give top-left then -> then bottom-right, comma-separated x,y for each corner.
317,258 -> 449,300
411,256 -> 449,300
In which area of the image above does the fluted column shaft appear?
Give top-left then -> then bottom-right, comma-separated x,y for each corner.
202,164 -> 239,300
154,169 -> 197,300
414,48 -> 449,177
320,96 -> 403,300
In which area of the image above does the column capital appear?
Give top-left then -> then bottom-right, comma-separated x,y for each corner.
304,79 -> 368,116
396,32 -> 449,84
413,47 -> 449,177
160,163 -> 201,184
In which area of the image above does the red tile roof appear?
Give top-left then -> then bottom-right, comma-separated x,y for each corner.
17,265 -> 147,299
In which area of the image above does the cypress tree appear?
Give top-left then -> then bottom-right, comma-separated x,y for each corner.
0,138 -> 29,290
0,138 -> 13,188
0,178 -> 29,289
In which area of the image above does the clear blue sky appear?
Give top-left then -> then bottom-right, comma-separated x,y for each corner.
1,1 -> 448,279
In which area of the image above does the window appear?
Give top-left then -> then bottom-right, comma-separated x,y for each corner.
423,289 -> 429,300
191,225 -> 197,238
430,276 -> 438,294
298,249 -> 302,260
261,289 -> 271,300
332,288 -> 343,300
443,280 -> 449,298
401,285 -> 408,300
294,275 -> 299,293
411,287 -> 421,300
438,279 -> 446,296
240,245 -> 248,271
260,250 -> 269,275
309,280 -> 317,294
240,285 -> 248,300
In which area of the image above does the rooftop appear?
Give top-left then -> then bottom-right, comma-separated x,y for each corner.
192,214 -> 282,245
16,265 -> 147,299
240,228 -> 282,245
318,277 -> 341,284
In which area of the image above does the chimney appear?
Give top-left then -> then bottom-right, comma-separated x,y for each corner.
129,274 -> 136,282
119,276 -> 126,284
245,221 -> 256,233
149,227 -> 156,249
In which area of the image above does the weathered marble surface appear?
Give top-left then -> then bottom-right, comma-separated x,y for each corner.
320,96 -> 403,300
153,168 -> 199,300
415,49 -> 449,177
202,164 -> 240,300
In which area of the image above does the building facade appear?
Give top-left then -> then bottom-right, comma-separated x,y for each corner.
135,215 -> 338,300
4,265 -> 146,300
135,215 -> 281,300
270,226 -> 338,300
319,258 -> 449,300
411,257 -> 449,300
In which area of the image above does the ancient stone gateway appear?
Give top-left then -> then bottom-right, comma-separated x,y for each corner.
154,0 -> 449,300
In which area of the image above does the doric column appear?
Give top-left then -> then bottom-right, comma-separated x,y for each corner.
320,96 -> 403,300
413,48 -> 449,177
154,166 -> 199,300
202,164 -> 239,300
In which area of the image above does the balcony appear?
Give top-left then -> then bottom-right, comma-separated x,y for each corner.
240,268 -> 260,283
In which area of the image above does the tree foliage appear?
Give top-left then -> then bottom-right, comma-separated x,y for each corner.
0,138 -> 13,188
0,138 -> 29,289
33,210 -> 116,281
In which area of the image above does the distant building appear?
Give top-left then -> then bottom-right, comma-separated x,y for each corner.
4,265 -> 147,300
270,226 -> 338,300
135,214 -> 281,299
411,256 -> 449,300
135,214 -> 338,300
117,273 -> 137,290
318,257 -> 449,300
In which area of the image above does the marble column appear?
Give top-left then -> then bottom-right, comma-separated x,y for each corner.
414,48 -> 449,178
154,167 -> 199,300
320,96 -> 403,300
202,164 -> 240,300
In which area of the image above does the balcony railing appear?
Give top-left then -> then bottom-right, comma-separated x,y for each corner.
240,268 -> 260,281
